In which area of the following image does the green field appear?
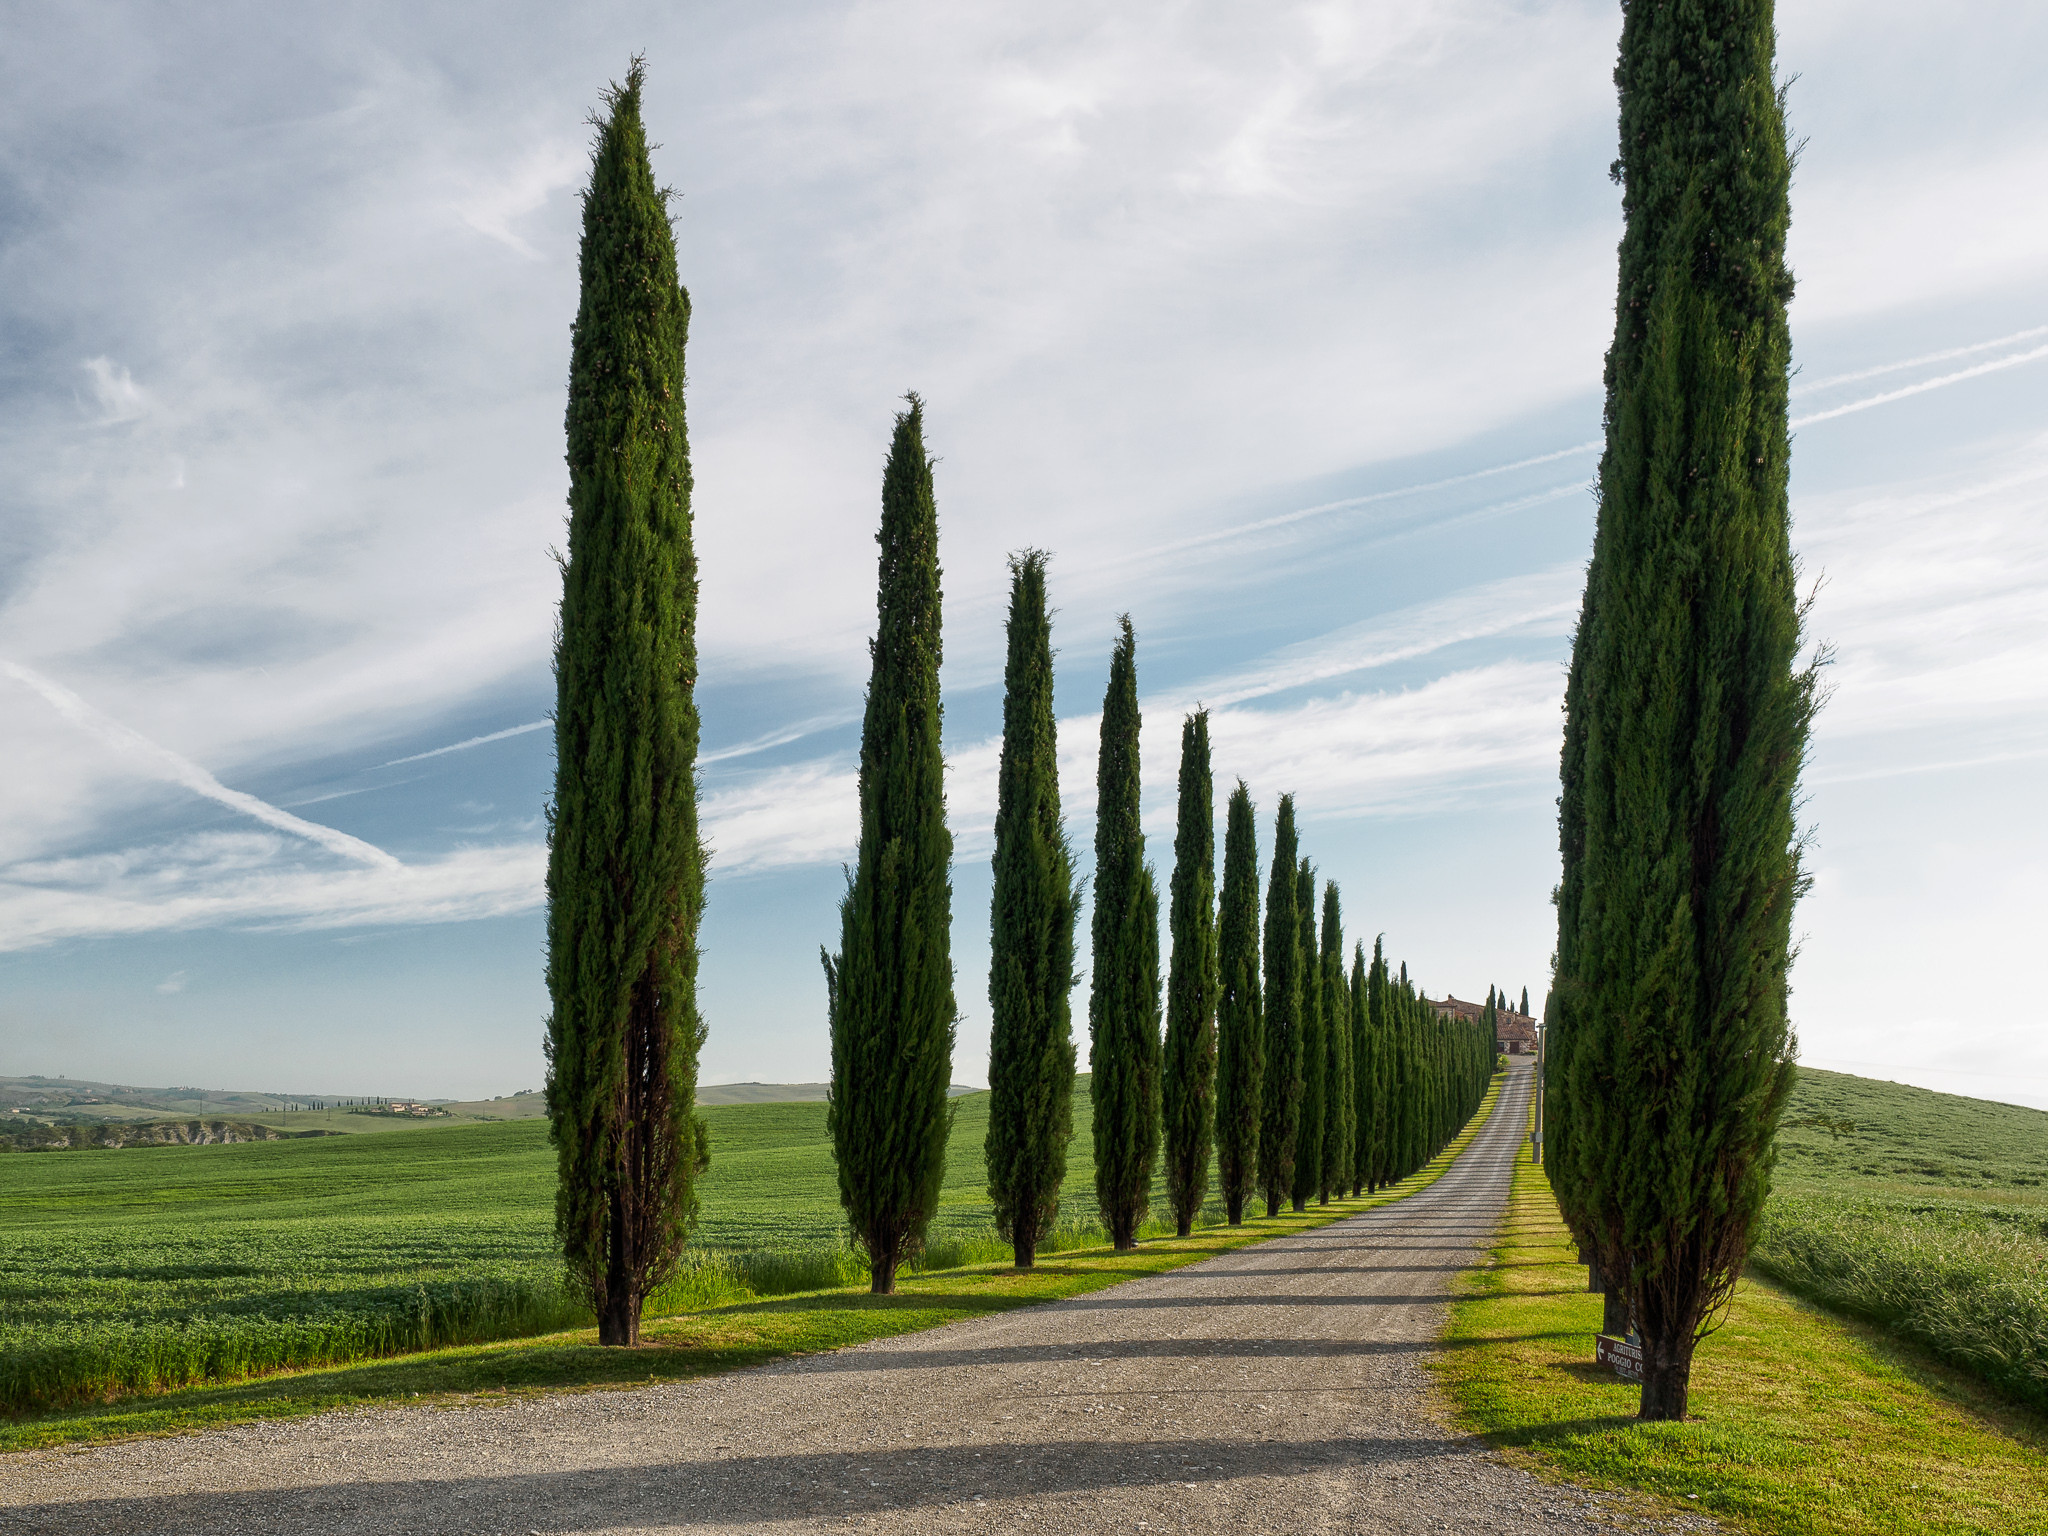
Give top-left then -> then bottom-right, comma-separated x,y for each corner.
1753,1070 -> 2048,1411
0,1080 -> 1182,1414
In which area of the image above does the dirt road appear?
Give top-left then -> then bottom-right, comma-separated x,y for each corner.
1,1062 -> 1709,1534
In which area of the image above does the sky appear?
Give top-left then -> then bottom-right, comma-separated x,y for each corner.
2,1 -> 2045,1109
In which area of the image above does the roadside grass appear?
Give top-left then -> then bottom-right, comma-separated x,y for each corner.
0,1072 -> 1506,1446
1433,1142 -> 2048,1536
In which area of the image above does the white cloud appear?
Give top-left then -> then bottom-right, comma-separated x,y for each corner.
455,140 -> 585,259
81,357 -> 147,423
156,969 -> 187,994
0,834 -> 543,952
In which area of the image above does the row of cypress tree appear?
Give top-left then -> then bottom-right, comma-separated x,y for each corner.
544,61 -> 1501,1332
983,567 -> 1498,1269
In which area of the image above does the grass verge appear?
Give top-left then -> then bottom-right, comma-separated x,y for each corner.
1,1071 -> 1505,1450
1432,1140 -> 2048,1536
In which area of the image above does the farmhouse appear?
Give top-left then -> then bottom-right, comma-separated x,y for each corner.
1432,994 -> 1539,1054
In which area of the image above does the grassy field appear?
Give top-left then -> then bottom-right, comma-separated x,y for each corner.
1433,1143 -> 2048,1536
1754,1069 -> 2048,1411
0,1072 -> 1504,1447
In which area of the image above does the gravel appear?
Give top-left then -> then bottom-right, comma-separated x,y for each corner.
0,1062 -> 1717,1534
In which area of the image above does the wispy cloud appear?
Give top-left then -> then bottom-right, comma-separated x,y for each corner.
0,834 -> 542,951
378,720 -> 549,768
156,969 -> 187,994
81,356 -> 148,423
3,663 -> 399,869
456,141 -> 585,259
1790,341 -> 2048,428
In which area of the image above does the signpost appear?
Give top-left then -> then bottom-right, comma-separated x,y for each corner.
1596,1333 -> 1643,1381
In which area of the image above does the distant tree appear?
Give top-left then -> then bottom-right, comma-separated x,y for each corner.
1520,985 -> 1530,1018
1088,618 -> 1162,1249
824,395 -> 957,1295
1213,782 -> 1263,1225
545,60 -> 710,1348
984,551 -> 1080,1269
1291,857 -> 1323,1213
1258,796 -> 1304,1217
1554,0 -> 1813,1420
1348,940 -> 1371,1195
1319,881 -> 1352,1202
1162,710 -> 1219,1238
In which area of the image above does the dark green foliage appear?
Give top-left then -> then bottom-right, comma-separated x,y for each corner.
1318,883 -> 1352,1202
1553,0 -> 1815,1421
1347,941 -> 1371,1195
1258,797 -> 1303,1217
1088,618 -> 1162,1249
824,395 -> 958,1295
1520,986 -> 1530,1018
1291,858 -> 1323,1212
1162,711 -> 1219,1239
1213,782 -> 1263,1225
545,61 -> 709,1348
984,552 -> 1080,1269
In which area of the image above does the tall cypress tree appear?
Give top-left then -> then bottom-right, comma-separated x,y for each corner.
1557,0 -> 1813,1420
1318,881 -> 1352,1202
1162,711 -> 1219,1238
823,395 -> 957,1295
1089,618 -> 1162,1249
1290,857 -> 1323,1213
545,61 -> 709,1348
1366,935 -> 1389,1189
984,551 -> 1080,1270
1213,782 -> 1263,1225
1348,940 -> 1371,1195
1520,986 -> 1530,1018
1258,796 -> 1303,1217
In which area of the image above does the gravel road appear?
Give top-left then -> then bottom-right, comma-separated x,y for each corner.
1,1061 -> 1713,1534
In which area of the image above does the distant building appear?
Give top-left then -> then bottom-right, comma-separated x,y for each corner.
1431,994 -> 1539,1054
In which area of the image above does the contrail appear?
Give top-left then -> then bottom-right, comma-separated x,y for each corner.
1791,342 -> 2048,428
1793,323 -> 2048,395
378,719 -> 549,768
1139,439 -> 1604,564
4,662 -> 400,869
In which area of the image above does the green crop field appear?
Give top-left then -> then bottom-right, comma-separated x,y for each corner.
1751,1069 -> 2048,1412
0,1081 -> 1168,1415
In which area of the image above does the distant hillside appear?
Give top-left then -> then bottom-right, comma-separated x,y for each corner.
0,1074 -> 982,1134
1779,1067 -> 2048,1201
696,1082 -> 982,1106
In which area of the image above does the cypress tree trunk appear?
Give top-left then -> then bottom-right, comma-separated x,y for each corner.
1258,797 -> 1303,1218
1162,711 -> 1219,1239
824,396 -> 958,1295
1290,858 -> 1323,1213
1318,882 -> 1352,1202
1213,782 -> 1263,1225
1559,0 -> 1813,1421
1089,618 -> 1162,1250
984,552 -> 1079,1270
545,61 -> 709,1349
1348,941 -> 1371,1196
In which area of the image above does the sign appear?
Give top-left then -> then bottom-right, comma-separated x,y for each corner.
1596,1334 -> 1643,1381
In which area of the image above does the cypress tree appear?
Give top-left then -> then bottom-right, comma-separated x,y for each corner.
823,395 -> 957,1295
1213,782 -> 1263,1225
984,551 -> 1080,1270
545,61 -> 709,1348
1162,711 -> 1219,1238
1088,618 -> 1162,1249
1258,796 -> 1303,1217
1364,935 -> 1389,1190
1291,857 -> 1322,1212
1556,0 -> 1813,1420
1318,881 -> 1352,1202
1348,940 -> 1371,1196
1521,986 -> 1530,1018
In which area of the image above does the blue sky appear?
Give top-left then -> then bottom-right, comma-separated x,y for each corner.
2,2 -> 2045,1108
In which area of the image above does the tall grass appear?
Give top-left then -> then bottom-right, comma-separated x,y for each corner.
1,1276 -> 586,1413
1751,1193 -> 2048,1413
